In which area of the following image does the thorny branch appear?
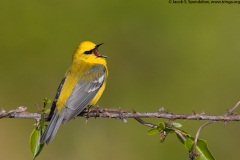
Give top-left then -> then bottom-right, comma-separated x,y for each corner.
2,101 -> 239,160
1,102 -> 240,122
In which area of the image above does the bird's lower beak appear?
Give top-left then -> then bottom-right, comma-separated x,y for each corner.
93,43 -> 108,58
93,49 -> 108,58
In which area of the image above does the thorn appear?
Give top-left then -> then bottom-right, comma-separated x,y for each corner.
201,110 -> 205,115
158,107 -> 165,113
1,108 -> 6,114
34,102 -> 40,112
123,118 -> 127,123
118,110 -> 127,123
192,110 -> 196,115
18,106 -> 27,112
85,118 -> 88,124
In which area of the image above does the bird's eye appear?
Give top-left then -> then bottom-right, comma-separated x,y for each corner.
84,50 -> 92,54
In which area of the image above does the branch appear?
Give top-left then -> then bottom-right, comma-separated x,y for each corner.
1,105 -> 240,122
7,102 -> 238,160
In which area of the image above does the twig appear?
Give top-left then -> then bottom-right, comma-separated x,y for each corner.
191,121 -> 215,159
225,100 -> 240,116
134,117 -> 157,128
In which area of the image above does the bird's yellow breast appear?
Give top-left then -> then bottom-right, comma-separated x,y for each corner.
56,60 -> 107,112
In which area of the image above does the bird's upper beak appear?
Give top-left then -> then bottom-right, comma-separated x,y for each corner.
93,43 -> 108,58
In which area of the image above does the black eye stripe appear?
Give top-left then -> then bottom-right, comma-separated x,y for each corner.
84,50 -> 93,54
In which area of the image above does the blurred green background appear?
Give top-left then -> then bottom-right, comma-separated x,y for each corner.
1,0 -> 240,159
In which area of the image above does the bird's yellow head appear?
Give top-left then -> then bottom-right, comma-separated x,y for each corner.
73,41 -> 107,65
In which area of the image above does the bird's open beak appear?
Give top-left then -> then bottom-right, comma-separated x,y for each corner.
93,43 -> 108,58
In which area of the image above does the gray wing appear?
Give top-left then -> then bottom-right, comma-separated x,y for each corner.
62,64 -> 106,123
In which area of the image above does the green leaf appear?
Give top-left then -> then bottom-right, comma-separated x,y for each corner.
43,98 -> 52,104
185,136 -> 215,160
30,111 -> 46,160
147,128 -> 159,135
171,122 -> 182,128
30,127 -> 45,160
174,129 -> 214,159
158,122 -> 166,130
43,98 -> 52,110
29,98 -> 49,159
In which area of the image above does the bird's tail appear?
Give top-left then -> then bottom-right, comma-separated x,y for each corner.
40,111 -> 64,144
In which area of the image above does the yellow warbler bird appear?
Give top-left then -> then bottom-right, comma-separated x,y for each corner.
40,41 -> 108,144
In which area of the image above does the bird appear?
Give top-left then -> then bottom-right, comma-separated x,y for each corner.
40,41 -> 108,144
